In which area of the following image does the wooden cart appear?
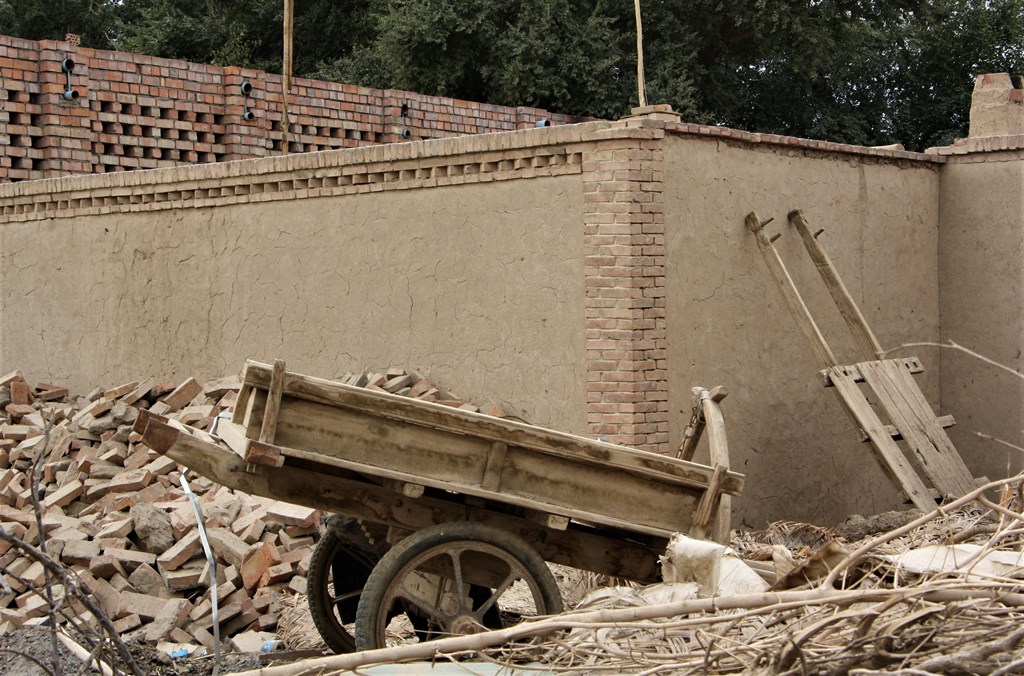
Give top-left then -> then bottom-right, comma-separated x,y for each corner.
134,359 -> 744,653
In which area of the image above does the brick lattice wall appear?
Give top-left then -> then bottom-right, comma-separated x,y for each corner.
0,34 -> 577,183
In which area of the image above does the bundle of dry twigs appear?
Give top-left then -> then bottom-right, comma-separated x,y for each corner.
236,474 -> 1024,676
509,475 -> 1024,674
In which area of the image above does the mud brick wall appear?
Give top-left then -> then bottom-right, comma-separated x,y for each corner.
0,34 -> 577,183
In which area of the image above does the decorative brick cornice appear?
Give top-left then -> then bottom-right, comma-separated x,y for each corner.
0,124 -> 603,220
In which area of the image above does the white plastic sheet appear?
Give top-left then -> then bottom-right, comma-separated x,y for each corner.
660,534 -> 769,596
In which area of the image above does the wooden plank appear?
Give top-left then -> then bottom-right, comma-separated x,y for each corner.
258,359 -> 285,444
241,361 -> 744,495
822,357 -> 924,387
746,212 -> 837,369
788,210 -> 883,360
480,441 -> 508,492
862,360 -> 976,498
231,384 -> 253,426
274,435 -> 700,539
139,420 -> 664,582
702,396 -> 732,545
859,415 -> 955,443
827,365 -> 936,512
688,464 -> 725,541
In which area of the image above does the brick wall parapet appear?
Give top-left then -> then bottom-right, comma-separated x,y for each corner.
0,120 -> 617,220
0,33 -> 577,183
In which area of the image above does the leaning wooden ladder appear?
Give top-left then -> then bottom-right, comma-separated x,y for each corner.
746,210 -> 980,511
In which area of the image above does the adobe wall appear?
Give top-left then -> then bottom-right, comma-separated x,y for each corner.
0,130 -> 590,434
5,112 -> 1024,527
0,34 -> 576,183
661,132 -> 944,527
934,145 -> 1024,485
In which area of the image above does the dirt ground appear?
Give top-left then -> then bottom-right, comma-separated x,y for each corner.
0,627 -> 267,676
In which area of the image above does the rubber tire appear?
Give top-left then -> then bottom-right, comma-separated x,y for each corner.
307,517 -> 386,654
354,521 -> 563,651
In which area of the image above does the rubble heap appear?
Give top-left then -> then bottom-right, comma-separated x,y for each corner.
0,366 -> 506,656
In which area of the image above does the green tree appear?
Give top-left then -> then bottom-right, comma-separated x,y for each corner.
2,0 -> 1023,150
320,0 -> 629,118
0,0 -> 119,48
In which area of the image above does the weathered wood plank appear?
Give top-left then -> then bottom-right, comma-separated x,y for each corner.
241,361 -> 744,495
788,210 -> 884,360
702,396 -> 732,544
866,360 -> 976,498
822,357 -> 924,387
689,464 -> 725,541
231,383 -> 253,426
258,359 -> 285,444
858,415 -> 955,443
827,365 -> 935,512
138,418 -> 664,582
272,430 -> 703,539
480,441 -> 508,493
746,211 -> 837,369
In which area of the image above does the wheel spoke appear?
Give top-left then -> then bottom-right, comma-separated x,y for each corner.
355,521 -> 563,651
329,588 -> 362,607
448,549 -> 470,614
476,571 -> 520,619
393,573 -> 449,625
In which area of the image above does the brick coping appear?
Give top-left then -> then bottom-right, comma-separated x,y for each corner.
1,117 -> 951,206
655,119 -> 945,164
926,134 -> 1024,157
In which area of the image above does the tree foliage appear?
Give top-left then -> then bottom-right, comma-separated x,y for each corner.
3,0 -> 1023,150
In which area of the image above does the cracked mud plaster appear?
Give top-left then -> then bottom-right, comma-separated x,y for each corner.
662,135 -> 942,527
0,176 -> 588,435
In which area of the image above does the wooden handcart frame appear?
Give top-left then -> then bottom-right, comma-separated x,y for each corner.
136,359 -> 743,652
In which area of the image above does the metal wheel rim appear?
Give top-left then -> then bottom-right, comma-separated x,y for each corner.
370,540 -> 546,647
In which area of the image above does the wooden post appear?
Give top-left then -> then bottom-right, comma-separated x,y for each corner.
259,359 -> 286,445
746,212 -> 838,369
281,0 -> 294,156
701,395 -> 731,544
677,386 -> 727,461
788,210 -> 884,360
634,0 -> 647,107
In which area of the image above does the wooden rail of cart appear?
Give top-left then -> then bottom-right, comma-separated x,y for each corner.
135,359 -> 743,653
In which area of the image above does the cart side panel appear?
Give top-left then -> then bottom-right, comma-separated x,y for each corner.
500,446 -> 703,533
263,394 -> 706,535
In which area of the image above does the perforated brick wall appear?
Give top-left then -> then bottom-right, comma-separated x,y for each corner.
0,34 -> 577,183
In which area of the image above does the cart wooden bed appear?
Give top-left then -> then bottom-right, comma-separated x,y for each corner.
134,359 -> 744,653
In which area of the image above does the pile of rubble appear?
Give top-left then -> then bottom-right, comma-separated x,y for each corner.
0,366 -> 506,657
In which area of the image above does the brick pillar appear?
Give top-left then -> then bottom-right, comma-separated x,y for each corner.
223,67 -> 271,159
37,40 -> 93,177
582,125 -> 668,452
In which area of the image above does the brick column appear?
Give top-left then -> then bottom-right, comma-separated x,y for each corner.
36,40 -> 93,177
582,123 -> 668,452
223,67 -> 271,159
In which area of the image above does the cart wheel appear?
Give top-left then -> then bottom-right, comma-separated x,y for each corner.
354,521 -> 563,651
308,516 -> 387,653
